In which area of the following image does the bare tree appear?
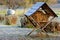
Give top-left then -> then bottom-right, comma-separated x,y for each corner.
0,0 -> 26,9
0,0 -> 57,8
28,0 -> 57,5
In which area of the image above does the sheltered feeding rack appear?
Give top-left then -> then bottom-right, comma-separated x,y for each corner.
25,2 -> 58,36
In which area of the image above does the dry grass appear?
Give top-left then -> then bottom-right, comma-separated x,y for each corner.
0,9 -> 60,15
0,9 -> 28,16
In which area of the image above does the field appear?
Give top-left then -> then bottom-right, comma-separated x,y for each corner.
0,9 -> 59,40
0,8 -> 28,16
0,9 -> 60,16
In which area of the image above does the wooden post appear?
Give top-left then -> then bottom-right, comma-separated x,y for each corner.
25,14 -> 55,36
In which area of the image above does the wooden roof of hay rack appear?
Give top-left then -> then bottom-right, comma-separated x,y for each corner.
25,2 -> 57,17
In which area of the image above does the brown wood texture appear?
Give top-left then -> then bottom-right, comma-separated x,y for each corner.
31,11 -> 49,27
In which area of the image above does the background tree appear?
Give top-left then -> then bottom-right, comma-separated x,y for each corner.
0,0 -> 26,9
0,0 -> 58,8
